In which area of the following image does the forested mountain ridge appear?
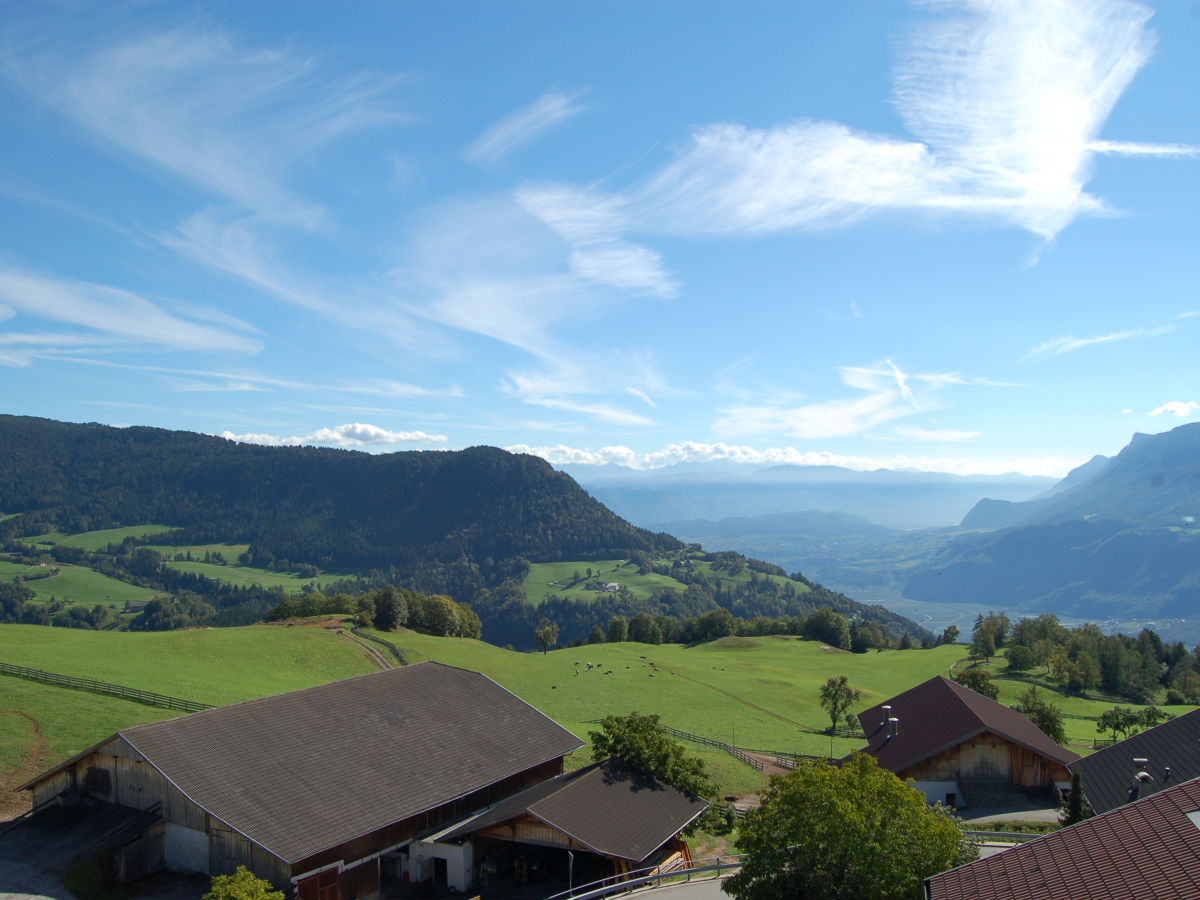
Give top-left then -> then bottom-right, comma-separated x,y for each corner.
0,416 -> 928,646
0,415 -> 680,571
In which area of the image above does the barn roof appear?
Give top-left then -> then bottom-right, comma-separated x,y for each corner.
439,758 -> 708,863
856,676 -> 1078,774
1071,708 -> 1200,815
926,775 -> 1200,899
25,662 -> 582,865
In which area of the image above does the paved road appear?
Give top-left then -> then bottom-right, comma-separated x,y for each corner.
631,877 -> 731,899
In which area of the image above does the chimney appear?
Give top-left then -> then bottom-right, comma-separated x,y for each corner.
881,705 -> 892,728
888,716 -> 899,739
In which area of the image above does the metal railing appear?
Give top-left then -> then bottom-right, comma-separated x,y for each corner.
962,830 -> 1043,844
542,855 -> 743,900
0,661 -> 212,712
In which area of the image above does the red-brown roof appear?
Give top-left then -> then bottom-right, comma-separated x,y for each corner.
927,776 -> 1200,899
857,676 -> 1078,774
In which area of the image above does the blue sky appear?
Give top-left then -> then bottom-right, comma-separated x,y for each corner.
1,0 -> 1197,477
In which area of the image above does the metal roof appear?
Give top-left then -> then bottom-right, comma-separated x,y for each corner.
927,775 -> 1200,899
439,758 -> 709,863
27,662 -> 582,864
857,676 -> 1079,774
1071,707 -> 1200,815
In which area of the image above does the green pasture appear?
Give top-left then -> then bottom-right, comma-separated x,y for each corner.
19,525 -> 178,551
145,542 -> 251,559
0,624 -> 376,708
161,559 -> 327,592
0,680 -> 178,775
1,563 -> 157,607
524,559 -> 684,604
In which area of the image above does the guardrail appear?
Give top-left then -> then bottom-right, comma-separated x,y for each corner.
0,661 -> 212,712
542,855 -> 744,900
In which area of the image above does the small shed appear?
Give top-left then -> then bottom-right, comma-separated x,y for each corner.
856,676 -> 1079,806
431,758 -> 708,886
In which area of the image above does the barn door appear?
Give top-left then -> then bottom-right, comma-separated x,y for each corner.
297,867 -> 339,900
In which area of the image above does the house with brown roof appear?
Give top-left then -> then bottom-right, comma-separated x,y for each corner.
19,662 -> 584,898
926,775 -> 1200,899
1070,707 -> 1200,815
856,676 -> 1079,807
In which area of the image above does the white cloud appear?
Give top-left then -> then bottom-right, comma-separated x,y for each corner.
886,425 -> 983,443
221,423 -> 447,447
0,266 -> 262,357
464,90 -> 588,165
5,27 -> 404,226
589,0 -> 1192,245
1148,400 -> 1198,418
510,440 -> 1085,478
1023,324 -> 1174,359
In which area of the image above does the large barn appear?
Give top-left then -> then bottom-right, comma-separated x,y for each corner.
856,676 -> 1079,807
20,662 -> 586,898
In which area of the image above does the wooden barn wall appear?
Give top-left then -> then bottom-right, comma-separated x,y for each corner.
475,814 -> 580,851
289,755 -> 567,877
209,820 -> 290,886
116,821 -> 166,883
901,732 -> 1065,787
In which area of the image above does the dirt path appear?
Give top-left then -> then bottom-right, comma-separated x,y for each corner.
0,710 -> 47,822
337,630 -> 393,670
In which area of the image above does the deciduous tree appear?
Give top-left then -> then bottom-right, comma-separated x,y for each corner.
819,675 -> 861,733
723,754 -> 974,900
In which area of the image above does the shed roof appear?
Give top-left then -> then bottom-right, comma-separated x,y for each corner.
440,758 -> 708,863
927,775 -> 1200,899
1071,708 -> 1200,815
857,676 -> 1078,774
25,662 -> 582,865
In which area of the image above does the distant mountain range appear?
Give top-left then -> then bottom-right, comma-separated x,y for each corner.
661,424 -> 1200,632
574,463 -> 1052,530
905,424 -> 1200,619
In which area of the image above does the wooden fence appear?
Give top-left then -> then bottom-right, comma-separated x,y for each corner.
658,724 -> 764,771
350,627 -> 407,665
0,661 -> 212,712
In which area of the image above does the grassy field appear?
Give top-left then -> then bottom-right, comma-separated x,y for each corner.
0,561 -> 158,607
523,555 -> 809,606
145,542 -> 251,559
4,621 -> 1188,801
161,559 -> 327,592
20,525 -> 178,551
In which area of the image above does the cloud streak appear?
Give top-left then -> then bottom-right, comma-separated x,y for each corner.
1023,324 -> 1174,359
1148,400 -> 1197,418
464,91 -> 588,165
221,423 -> 448,447
507,440 -> 1083,478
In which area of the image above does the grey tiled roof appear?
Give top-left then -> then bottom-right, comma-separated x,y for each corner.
440,758 -> 708,862
118,662 -> 583,863
927,775 -> 1200,899
1071,708 -> 1200,815
857,676 -> 1078,774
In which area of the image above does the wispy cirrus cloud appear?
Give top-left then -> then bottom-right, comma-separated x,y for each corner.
464,90 -> 588,165
508,440 -> 1083,478
1148,400 -> 1197,418
4,26 -> 404,226
1022,324 -> 1174,359
712,359 -> 1009,441
554,0 -> 1192,246
221,422 -> 447,447
0,266 -> 261,365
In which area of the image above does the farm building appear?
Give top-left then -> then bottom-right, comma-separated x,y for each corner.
926,775 -> 1200,899
1070,707 -> 1200,815
19,662 -> 595,897
856,676 -> 1079,807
